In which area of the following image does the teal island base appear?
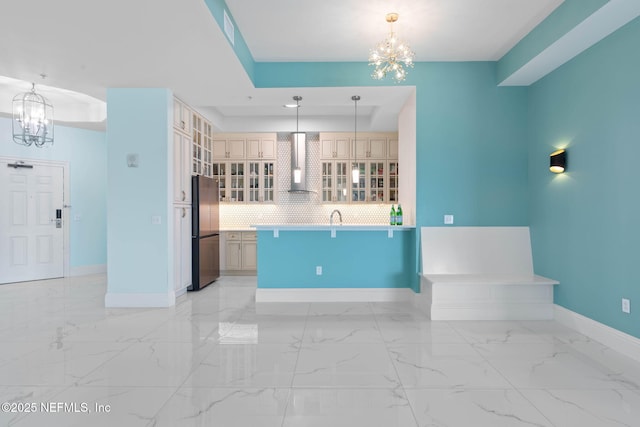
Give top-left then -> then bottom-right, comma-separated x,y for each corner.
254,225 -> 417,302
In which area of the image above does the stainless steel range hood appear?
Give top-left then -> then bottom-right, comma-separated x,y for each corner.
289,132 -> 311,193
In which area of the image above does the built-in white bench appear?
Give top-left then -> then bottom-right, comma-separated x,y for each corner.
417,227 -> 559,320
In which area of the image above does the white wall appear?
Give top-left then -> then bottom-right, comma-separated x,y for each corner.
398,89 -> 417,225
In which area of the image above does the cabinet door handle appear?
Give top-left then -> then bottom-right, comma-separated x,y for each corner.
181,120 -> 185,129
181,190 -> 186,201
182,208 -> 186,218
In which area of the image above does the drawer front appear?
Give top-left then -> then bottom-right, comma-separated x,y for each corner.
242,231 -> 257,241
226,232 -> 241,240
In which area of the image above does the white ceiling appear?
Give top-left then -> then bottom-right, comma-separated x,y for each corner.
226,0 -> 563,61
0,0 -> 565,132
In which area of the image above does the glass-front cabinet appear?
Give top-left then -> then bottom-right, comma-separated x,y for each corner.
192,112 -> 213,178
368,161 -> 385,202
322,161 -> 349,203
229,162 -> 245,202
212,162 -> 227,201
210,133 -> 277,203
320,132 -> 399,204
389,161 -> 399,203
351,162 -> 366,202
248,161 -> 276,203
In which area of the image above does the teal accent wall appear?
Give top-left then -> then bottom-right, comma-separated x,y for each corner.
257,230 -> 417,291
0,118 -> 107,268
411,62 -> 529,227
528,17 -> 640,338
106,88 -> 172,295
255,62 -> 383,88
497,0 -> 608,84
203,0 -> 255,81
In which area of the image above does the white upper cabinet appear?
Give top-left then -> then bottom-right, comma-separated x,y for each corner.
173,131 -> 192,204
388,138 -> 399,159
320,134 -> 350,159
368,137 -> 387,159
213,136 -> 246,160
353,135 -> 387,159
173,98 -> 192,135
320,132 -> 399,204
247,135 -> 276,159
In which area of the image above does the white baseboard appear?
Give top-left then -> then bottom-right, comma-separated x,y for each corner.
431,303 -> 554,321
105,291 -> 176,308
554,305 -> 640,363
255,288 -> 414,303
70,264 -> 107,277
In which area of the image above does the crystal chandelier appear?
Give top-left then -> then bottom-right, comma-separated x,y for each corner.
369,13 -> 415,83
12,81 -> 54,147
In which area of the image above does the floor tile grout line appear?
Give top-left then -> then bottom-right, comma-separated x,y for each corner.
466,325 -> 562,427
131,277 -> 256,424
276,299 -> 310,427
371,302 -> 421,427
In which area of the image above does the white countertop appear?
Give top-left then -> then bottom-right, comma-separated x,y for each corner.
251,224 -> 415,231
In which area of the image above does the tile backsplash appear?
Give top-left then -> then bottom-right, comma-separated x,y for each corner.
219,132 -> 394,229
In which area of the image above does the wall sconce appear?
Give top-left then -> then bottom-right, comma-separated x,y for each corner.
549,149 -> 567,173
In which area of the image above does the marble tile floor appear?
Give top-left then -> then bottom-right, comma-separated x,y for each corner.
1,275 -> 639,426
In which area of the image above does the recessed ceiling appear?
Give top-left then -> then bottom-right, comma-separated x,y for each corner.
0,0 -> 564,132
225,0 -> 564,61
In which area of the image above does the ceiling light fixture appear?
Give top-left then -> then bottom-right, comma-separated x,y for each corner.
369,13 -> 415,83
292,96 -> 303,184
12,77 -> 54,147
351,95 -> 360,184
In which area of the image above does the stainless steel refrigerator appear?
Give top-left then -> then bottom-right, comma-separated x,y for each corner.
190,175 -> 220,291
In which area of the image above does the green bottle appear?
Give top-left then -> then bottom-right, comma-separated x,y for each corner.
390,205 -> 396,226
396,204 -> 403,226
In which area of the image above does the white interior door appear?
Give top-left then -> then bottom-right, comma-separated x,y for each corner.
0,160 -> 64,284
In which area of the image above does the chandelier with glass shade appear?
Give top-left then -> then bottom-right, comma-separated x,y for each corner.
12,81 -> 54,147
369,13 -> 415,83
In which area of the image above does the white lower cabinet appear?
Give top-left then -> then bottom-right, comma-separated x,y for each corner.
225,240 -> 242,270
241,239 -> 257,270
173,206 -> 192,293
222,231 -> 257,274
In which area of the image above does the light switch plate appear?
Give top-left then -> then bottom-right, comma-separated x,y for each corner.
151,216 -> 161,225
316,266 -> 322,275
622,298 -> 630,313
444,214 -> 454,225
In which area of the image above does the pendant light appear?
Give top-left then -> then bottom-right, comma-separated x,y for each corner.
351,95 -> 360,184
12,78 -> 54,147
292,96 -> 302,183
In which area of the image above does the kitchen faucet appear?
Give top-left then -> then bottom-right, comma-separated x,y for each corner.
329,209 -> 342,226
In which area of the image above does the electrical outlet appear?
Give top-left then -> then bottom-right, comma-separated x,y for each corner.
622,298 -> 630,314
444,214 -> 454,225
316,266 -> 322,276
